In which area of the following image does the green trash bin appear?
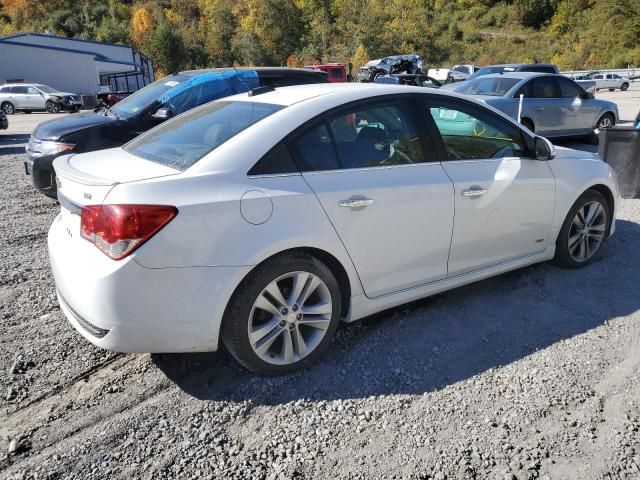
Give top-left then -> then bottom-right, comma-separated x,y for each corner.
598,124 -> 640,199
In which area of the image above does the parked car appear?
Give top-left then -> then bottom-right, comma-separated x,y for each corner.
0,109 -> 7,130
303,63 -> 349,82
463,63 -> 559,82
0,83 -> 82,114
591,73 -> 630,91
357,54 -> 422,82
428,64 -> 478,83
374,73 -> 441,88
449,73 -> 618,140
49,83 -> 619,375
25,67 -> 327,199
96,91 -> 131,107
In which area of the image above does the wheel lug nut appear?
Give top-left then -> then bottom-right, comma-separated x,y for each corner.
281,308 -> 288,315
289,324 -> 295,330
279,320 -> 285,327
296,314 -> 302,320
292,304 -> 298,312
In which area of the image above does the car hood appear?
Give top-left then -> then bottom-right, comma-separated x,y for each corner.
32,111 -> 116,141
552,145 -> 599,161
48,92 -> 77,97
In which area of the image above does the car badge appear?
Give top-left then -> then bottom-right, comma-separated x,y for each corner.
84,192 -> 92,200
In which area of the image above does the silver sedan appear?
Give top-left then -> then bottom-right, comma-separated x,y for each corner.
448,73 -> 619,139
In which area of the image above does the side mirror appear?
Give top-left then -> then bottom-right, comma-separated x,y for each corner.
581,91 -> 594,100
534,136 -> 555,161
152,107 -> 173,122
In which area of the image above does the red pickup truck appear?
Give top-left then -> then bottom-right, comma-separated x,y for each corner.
303,64 -> 350,83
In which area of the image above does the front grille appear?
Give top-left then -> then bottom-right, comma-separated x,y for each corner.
58,291 -> 110,339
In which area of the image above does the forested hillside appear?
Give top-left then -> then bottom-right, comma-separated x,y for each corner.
1,0 -> 639,76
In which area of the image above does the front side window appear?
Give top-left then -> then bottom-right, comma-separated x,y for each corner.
124,101 -> 283,171
290,123 -> 340,171
557,77 -> 584,99
26,87 -> 39,95
427,100 -> 526,160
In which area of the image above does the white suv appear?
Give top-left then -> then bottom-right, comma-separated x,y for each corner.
0,83 -> 82,114
592,73 -> 630,91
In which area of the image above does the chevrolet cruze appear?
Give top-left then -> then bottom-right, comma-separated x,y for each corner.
48,83 -> 618,375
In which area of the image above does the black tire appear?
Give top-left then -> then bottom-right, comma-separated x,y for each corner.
24,110 -> 32,114
621,83 -> 629,91
609,88 -> 615,92
552,189 -> 611,269
45,101 -> 60,113
1,102 -> 15,115
520,118 -> 535,133
221,252 -> 342,375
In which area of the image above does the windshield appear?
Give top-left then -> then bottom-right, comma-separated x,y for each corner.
111,75 -> 189,119
124,101 -> 284,171
454,77 -> 521,96
453,65 -> 470,74
35,84 -> 58,93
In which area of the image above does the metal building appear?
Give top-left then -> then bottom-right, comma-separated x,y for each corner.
0,33 -> 154,95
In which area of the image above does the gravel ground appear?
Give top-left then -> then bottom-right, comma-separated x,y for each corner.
1,116 -> 640,480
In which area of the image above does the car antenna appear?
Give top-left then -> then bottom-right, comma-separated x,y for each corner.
232,65 -> 275,97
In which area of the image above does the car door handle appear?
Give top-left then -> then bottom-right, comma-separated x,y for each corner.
461,188 -> 487,198
339,198 -> 374,208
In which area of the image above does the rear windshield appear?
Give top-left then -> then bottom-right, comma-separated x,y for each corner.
454,77 -> 521,96
124,101 -> 284,170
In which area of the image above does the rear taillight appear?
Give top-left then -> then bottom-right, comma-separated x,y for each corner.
80,204 -> 177,260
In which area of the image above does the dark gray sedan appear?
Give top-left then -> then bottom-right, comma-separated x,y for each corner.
448,73 -> 619,139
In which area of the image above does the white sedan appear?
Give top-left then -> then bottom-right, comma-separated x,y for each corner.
49,83 -> 619,375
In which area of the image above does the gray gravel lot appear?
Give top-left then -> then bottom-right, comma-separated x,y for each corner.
1,89 -> 640,480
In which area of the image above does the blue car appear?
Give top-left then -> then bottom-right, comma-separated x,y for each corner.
448,72 -> 618,139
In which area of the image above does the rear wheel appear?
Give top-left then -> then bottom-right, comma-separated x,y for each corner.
1,102 -> 15,115
45,101 -> 59,113
221,252 -> 342,375
552,190 -> 611,268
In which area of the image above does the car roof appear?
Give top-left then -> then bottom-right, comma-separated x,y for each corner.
481,63 -> 555,68
224,82 -> 478,107
471,72 -> 556,80
178,67 -> 324,77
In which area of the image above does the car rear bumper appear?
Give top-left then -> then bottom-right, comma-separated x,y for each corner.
48,213 -> 252,353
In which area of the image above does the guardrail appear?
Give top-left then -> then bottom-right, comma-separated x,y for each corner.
561,67 -> 640,80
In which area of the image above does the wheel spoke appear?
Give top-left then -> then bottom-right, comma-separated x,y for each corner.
289,272 -> 310,305
254,294 -> 281,317
584,236 -> 592,259
281,328 -> 295,363
264,281 -> 288,309
297,317 -> 331,331
589,223 -> 606,233
299,275 -> 322,305
568,232 -> 582,250
249,317 -> 281,345
301,301 -> 332,316
253,325 -> 284,358
585,202 -> 602,226
292,325 -> 308,358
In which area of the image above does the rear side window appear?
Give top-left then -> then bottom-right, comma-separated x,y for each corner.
11,86 -> 28,94
248,143 -> 298,175
290,123 -> 340,171
124,101 -> 283,171
330,68 -> 344,79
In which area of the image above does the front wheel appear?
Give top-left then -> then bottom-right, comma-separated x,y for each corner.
45,101 -> 60,113
221,253 -> 342,375
552,190 -> 611,269
621,83 -> 629,91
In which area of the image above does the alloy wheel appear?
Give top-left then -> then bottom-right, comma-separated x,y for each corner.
598,115 -> 613,129
567,200 -> 606,263
2,103 -> 14,115
248,271 -> 332,365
